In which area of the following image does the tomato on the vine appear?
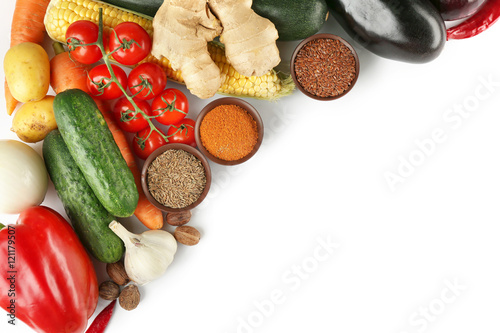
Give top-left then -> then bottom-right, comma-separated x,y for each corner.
128,62 -> 167,100
113,97 -> 152,133
151,88 -> 189,125
166,118 -> 196,147
108,22 -> 151,66
65,20 -> 102,64
87,64 -> 128,100
132,127 -> 167,160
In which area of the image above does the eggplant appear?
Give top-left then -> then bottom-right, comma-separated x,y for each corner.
325,0 -> 447,63
429,0 -> 487,21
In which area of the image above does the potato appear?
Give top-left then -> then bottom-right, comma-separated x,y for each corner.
4,42 -> 50,103
11,96 -> 57,143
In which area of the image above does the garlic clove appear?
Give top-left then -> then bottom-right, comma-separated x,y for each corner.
109,220 -> 177,285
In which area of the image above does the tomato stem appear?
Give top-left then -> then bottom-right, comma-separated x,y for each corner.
168,123 -> 194,138
129,75 -> 154,99
91,9 -> 172,145
151,94 -> 187,117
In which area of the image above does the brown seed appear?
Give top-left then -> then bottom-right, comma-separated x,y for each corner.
166,210 -> 192,226
294,38 -> 357,98
99,280 -> 120,300
147,149 -> 206,209
106,261 -> 130,286
119,284 -> 140,311
174,225 -> 201,246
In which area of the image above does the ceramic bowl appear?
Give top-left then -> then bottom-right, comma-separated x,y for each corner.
290,33 -> 360,101
141,143 -> 212,213
194,97 -> 264,165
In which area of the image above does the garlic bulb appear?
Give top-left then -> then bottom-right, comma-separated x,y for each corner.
109,221 -> 177,285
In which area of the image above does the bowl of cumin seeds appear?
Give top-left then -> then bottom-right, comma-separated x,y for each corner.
141,143 -> 211,213
290,33 -> 360,100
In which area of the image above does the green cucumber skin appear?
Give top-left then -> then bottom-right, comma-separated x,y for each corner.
43,130 -> 124,263
100,0 -> 160,17
252,0 -> 329,41
53,89 -> 138,218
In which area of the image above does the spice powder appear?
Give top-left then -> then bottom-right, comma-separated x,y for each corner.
147,149 -> 206,209
200,104 -> 258,161
294,38 -> 357,98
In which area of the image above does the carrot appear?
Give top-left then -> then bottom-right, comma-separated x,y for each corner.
50,43 -> 90,94
5,85 -> 17,116
95,99 -> 164,230
6,0 -> 52,115
11,0 -> 51,47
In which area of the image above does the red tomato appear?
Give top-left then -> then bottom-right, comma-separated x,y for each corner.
113,97 -> 152,133
151,88 -> 189,125
65,20 -> 102,64
108,22 -> 151,66
128,62 -> 167,100
166,118 -> 196,147
87,64 -> 128,100
132,127 -> 167,160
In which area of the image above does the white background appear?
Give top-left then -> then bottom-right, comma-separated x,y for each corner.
1,1 -> 500,333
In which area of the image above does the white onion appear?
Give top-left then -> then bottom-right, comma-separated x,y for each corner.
0,140 -> 48,214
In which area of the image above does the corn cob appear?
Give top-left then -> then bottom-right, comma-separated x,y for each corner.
44,0 -> 295,100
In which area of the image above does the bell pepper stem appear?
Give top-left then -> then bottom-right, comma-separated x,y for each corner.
0,223 -> 5,230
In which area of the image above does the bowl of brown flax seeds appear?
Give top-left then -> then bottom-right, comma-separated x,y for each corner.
290,33 -> 360,101
141,143 -> 212,213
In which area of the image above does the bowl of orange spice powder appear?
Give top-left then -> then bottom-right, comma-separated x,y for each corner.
195,97 -> 264,165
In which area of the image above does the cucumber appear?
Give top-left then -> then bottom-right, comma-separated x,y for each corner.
53,89 -> 138,218
100,0 -> 160,17
43,130 -> 124,263
252,0 -> 329,41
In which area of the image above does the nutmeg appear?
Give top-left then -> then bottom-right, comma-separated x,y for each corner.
166,210 -> 192,226
119,283 -> 140,311
99,280 -> 120,300
174,225 -> 200,246
106,261 -> 130,286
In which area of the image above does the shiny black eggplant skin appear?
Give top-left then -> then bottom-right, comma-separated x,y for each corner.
325,0 -> 447,63
429,0 -> 487,21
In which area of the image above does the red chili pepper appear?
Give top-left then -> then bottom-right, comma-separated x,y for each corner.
86,299 -> 117,333
0,206 -> 99,333
447,0 -> 500,39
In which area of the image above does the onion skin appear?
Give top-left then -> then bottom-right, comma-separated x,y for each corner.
0,140 -> 48,214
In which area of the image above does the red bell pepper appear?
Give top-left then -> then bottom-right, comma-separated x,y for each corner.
0,206 -> 99,333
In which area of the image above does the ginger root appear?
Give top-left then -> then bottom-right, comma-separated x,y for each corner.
152,0 -> 280,99
208,0 -> 280,77
152,0 -> 223,99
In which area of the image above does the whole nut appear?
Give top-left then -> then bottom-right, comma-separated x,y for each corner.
166,210 -> 192,226
106,261 -> 130,286
174,225 -> 200,246
99,280 -> 120,300
119,283 -> 140,311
